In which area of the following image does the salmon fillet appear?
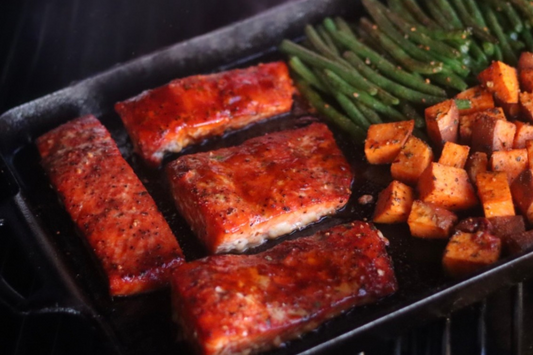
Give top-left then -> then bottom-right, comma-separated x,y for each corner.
115,61 -> 294,166
166,122 -> 353,254
171,221 -> 398,355
36,115 -> 185,296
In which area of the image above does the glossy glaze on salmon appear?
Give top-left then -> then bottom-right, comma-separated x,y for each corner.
36,115 -> 184,296
115,61 -> 294,166
171,221 -> 398,355
166,122 -> 353,254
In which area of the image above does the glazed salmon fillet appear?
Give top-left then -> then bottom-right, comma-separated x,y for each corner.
171,221 -> 398,355
115,61 -> 294,166
36,115 -> 184,296
166,122 -> 353,254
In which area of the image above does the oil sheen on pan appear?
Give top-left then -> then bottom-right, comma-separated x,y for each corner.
36,115 -> 185,296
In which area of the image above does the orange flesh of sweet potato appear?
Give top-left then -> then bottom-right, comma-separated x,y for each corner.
490,149 -> 528,185
455,86 -> 495,115
458,108 -> 505,146
407,200 -> 458,239
365,120 -> 415,164
476,172 -> 515,218
510,169 -> 533,223
518,52 -> 533,70
519,92 -> 533,122
391,136 -> 433,186
518,52 -> 533,92
465,152 -> 488,184
471,116 -> 516,154
438,141 -> 470,169
513,121 -> 533,148
527,140 -> 533,168
417,162 -> 478,211
425,99 -> 459,149
478,61 -> 519,104
443,230 -> 501,278
373,180 -> 415,224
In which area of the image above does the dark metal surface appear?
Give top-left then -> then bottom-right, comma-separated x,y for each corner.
2,1 -> 533,355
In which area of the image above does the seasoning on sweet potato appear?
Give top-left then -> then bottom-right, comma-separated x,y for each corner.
513,121 -> 533,148
502,230 -> 533,255
417,162 -> 478,211
425,99 -> 459,149
391,136 -> 433,186
407,200 -> 458,239
518,52 -> 533,92
478,61 -> 519,105
510,169 -> 533,223
455,86 -> 495,116
476,172 -> 515,218
438,141 -> 470,169
465,152 -> 488,185
519,92 -> 533,122
490,149 -> 528,185
487,215 -> 526,239
373,180 -> 414,224
364,120 -> 415,165
527,140 -> 533,168
471,114 -> 516,154
443,230 -> 501,278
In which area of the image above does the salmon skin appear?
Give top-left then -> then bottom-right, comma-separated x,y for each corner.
36,115 -> 185,296
171,221 -> 398,355
166,122 -> 353,254
115,61 -> 294,167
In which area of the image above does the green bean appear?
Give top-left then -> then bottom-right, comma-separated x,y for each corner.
400,102 -> 425,128
522,23 -> 533,51
430,72 -> 469,91
454,99 -> 471,110
295,81 -> 366,141
288,56 -> 327,92
449,0 -> 498,43
510,38 -> 526,52
359,18 -> 443,74
343,51 -> 446,104
469,42 -> 489,67
334,93 -> 372,128
316,24 -> 340,56
464,0 -> 488,28
387,0 -> 419,24
324,18 -> 447,96
279,40 -> 379,95
321,69 -> 404,119
401,0 -> 440,29
508,0 -> 533,24
498,1 -> 524,33
354,101 -> 383,124
432,0 -> 463,29
305,25 -> 346,64
483,3 -> 518,65
493,42 -> 503,61
425,0 -> 457,30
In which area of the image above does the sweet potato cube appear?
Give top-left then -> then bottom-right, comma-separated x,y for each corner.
478,61 -> 519,105
425,99 -> 459,149
520,92 -> 533,122
407,200 -> 458,239
418,163 -> 478,211
391,136 -> 433,185
488,215 -> 526,238
518,52 -> 533,92
476,172 -> 515,218
511,169 -> 533,223
455,86 -> 495,115
443,231 -> 501,278
438,141 -> 469,168
459,108 -> 505,146
490,149 -> 528,185
518,52 -> 533,70
503,230 -> 533,255
465,152 -> 488,184
513,121 -> 533,148
365,121 -> 415,164
373,180 -> 414,224
471,115 -> 516,154
527,140 -> 533,168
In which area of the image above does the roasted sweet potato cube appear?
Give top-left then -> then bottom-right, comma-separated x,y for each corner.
364,121 -> 415,164
478,61 -> 519,105
373,180 -> 414,224
471,115 -> 516,154
487,216 -> 526,238
520,92 -> 533,122
476,172 -> 515,218
490,149 -> 528,185
455,217 -> 492,234
503,230 -> 533,255
425,99 -> 459,149
438,141 -> 469,169
443,231 -> 501,278
519,52 -> 533,70
418,163 -> 478,211
511,169 -> 533,223
407,200 -> 458,239
518,52 -> 533,92
455,86 -> 495,115
459,108 -> 505,146
527,140 -> 533,168
391,136 -> 433,186
465,152 -> 488,184
513,121 -> 533,148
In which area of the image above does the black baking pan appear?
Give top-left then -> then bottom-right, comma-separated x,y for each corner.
2,0 -> 533,354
